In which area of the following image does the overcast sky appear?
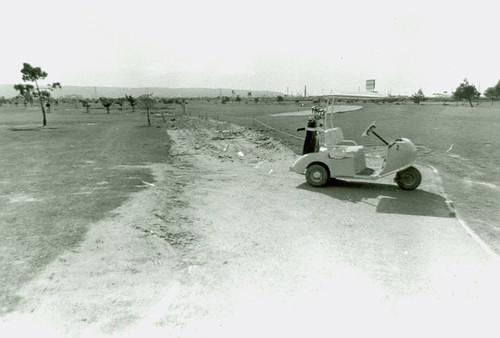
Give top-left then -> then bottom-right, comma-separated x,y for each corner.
1,0 -> 498,96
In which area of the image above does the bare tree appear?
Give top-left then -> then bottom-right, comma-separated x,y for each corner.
483,80 -> 500,105
81,99 -> 92,113
453,78 -> 480,107
125,95 -> 137,112
411,88 -> 426,105
138,94 -> 155,126
99,97 -> 113,113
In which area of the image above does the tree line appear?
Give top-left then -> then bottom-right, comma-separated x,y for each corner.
411,78 -> 500,107
12,62 -> 500,127
12,63 -> 188,126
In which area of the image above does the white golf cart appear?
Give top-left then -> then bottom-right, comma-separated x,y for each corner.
291,98 -> 422,190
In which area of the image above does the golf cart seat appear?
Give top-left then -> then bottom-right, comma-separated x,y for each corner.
322,128 -> 366,172
323,128 -> 362,150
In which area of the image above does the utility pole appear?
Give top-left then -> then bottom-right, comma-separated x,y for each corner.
304,85 -> 307,98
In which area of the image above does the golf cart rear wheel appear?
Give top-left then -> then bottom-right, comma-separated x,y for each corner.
306,164 -> 329,187
396,166 -> 421,190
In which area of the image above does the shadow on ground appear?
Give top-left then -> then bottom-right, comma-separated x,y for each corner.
296,180 -> 455,218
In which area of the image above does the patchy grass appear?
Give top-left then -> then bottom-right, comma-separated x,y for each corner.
0,106 -> 170,313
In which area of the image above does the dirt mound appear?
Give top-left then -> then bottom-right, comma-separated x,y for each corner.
164,113 -> 295,164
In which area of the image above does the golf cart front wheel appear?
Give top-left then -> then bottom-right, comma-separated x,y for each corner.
306,164 -> 329,187
395,166 -> 421,190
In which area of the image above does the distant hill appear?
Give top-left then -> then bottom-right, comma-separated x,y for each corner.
0,84 -> 282,99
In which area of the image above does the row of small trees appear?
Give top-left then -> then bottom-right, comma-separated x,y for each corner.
81,96 -> 133,113
12,63 -> 167,126
84,94 -> 155,125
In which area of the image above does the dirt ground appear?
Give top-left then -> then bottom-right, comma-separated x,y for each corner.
0,116 -> 300,336
1,115 -> 498,337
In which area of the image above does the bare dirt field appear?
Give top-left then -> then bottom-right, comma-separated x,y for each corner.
1,111 -> 498,337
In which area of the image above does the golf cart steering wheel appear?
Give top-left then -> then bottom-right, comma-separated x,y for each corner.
361,121 -> 376,137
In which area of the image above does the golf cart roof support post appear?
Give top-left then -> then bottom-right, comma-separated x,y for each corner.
325,97 -> 335,129
372,130 -> 388,145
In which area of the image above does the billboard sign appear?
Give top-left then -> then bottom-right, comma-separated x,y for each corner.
366,79 -> 376,92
